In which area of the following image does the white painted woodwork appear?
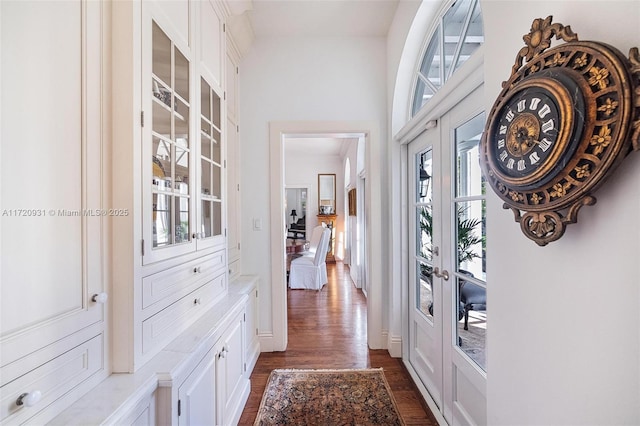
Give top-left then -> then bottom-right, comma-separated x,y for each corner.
229,275 -> 261,378
178,347 -> 217,426
407,129 -> 443,408
123,392 -> 157,426
151,0 -> 190,50
142,250 -> 225,310
226,47 -> 239,123
0,1 -> 108,423
141,272 -> 226,357
1,335 -> 102,424
219,312 -> 245,426
199,0 -> 225,92
141,7 -> 197,265
113,0 -> 231,372
406,82 -> 486,426
226,117 -> 240,271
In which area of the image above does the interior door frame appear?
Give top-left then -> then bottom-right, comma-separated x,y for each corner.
398,52 -> 484,426
267,121 -> 383,352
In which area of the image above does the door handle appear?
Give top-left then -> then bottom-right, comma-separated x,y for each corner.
433,267 -> 449,281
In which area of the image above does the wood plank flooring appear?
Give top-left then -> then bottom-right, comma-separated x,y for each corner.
238,262 -> 438,425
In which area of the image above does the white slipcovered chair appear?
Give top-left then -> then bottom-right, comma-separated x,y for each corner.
288,227 -> 330,291
304,224 -> 325,255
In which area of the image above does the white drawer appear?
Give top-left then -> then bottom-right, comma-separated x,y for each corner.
142,250 -> 225,311
0,334 -> 103,424
228,259 -> 240,279
142,273 -> 226,356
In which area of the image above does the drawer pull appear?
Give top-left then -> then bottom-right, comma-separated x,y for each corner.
193,266 -> 202,274
91,292 -> 108,304
16,390 -> 41,407
194,298 -> 202,305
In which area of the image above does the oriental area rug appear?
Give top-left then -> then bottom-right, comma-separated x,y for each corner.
253,368 -> 406,426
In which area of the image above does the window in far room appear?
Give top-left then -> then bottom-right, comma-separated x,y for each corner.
411,0 -> 484,116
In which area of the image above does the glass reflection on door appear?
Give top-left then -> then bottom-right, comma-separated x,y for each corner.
416,149 -> 434,320
453,113 -> 487,370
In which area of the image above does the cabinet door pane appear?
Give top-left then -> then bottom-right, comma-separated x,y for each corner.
149,21 -> 192,254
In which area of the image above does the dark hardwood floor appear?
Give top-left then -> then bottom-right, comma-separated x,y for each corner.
238,261 -> 438,425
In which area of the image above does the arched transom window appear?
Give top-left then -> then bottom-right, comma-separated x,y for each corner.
411,0 -> 484,116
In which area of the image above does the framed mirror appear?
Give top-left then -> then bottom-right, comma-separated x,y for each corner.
318,174 -> 336,215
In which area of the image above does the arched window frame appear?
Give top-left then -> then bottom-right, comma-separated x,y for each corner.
410,0 -> 484,118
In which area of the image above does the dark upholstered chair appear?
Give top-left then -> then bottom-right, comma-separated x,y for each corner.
459,271 -> 486,330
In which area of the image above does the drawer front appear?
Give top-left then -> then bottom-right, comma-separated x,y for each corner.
228,259 -> 240,280
142,274 -> 226,356
142,250 -> 225,311
0,334 -> 103,424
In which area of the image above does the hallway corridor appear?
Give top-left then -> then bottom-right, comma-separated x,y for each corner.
238,262 -> 437,425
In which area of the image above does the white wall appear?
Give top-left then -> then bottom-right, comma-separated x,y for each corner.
239,36 -> 387,343
481,1 -> 640,424
285,150 -> 343,255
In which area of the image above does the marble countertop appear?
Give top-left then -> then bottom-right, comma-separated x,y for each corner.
49,292 -> 247,425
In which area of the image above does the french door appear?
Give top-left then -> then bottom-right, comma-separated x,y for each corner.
408,85 -> 487,425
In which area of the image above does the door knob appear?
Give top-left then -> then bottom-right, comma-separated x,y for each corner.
433,267 -> 449,281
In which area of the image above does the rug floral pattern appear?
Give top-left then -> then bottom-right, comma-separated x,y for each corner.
254,368 -> 405,426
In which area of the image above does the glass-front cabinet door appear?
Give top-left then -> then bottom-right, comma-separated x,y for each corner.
198,77 -> 224,247
144,20 -> 197,264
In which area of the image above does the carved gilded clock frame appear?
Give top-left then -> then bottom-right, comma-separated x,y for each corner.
480,16 -> 640,246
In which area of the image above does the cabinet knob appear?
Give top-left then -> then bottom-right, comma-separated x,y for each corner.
91,292 -> 108,304
16,391 -> 41,407
192,233 -> 198,239
193,266 -> 201,274
194,298 -> 201,305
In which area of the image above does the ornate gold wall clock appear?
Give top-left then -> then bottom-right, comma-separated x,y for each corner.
480,16 -> 640,246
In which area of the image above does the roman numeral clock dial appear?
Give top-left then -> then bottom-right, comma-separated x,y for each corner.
479,16 -> 640,246
494,92 -> 560,179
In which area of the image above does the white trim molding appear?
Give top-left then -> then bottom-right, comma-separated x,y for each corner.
269,120 -> 385,351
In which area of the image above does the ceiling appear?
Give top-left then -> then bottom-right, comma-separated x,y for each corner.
284,137 -> 358,157
247,0 -> 400,38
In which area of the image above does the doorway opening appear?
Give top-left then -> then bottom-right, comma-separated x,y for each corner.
268,121 -> 383,352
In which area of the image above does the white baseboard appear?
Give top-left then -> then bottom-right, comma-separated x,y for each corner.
258,332 -> 276,352
388,334 -> 402,358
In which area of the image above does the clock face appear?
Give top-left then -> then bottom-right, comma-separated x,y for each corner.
478,16 -> 639,245
493,90 -> 560,179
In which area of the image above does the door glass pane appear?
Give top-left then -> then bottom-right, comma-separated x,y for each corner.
417,206 -> 433,261
417,262 -> 434,320
415,146 -> 434,321
153,193 -> 172,248
457,274 -> 486,369
174,47 -> 189,101
455,200 -> 485,278
174,196 -> 189,244
453,113 -> 487,371
202,200 -> 212,238
212,201 -> 222,236
152,23 -> 171,85
201,160 -> 212,196
150,20 -> 191,253
417,149 -> 432,204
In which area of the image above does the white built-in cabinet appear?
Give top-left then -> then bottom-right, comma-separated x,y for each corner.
24,0 -> 254,424
226,40 -> 242,280
0,1 -> 109,424
172,309 -> 245,426
112,0 -> 231,373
